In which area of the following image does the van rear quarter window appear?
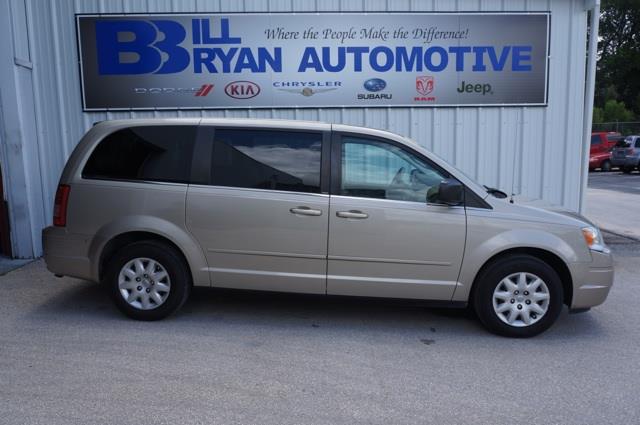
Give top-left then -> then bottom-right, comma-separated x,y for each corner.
210,129 -> 322,194
82,126 -> 196,183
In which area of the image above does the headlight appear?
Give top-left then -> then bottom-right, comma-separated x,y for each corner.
582,226 -> 605,252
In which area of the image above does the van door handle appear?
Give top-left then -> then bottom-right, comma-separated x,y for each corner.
290,206 -> 323,216
336,210 -> 369,219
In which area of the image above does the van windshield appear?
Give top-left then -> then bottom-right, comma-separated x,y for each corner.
403,137 -> 500,197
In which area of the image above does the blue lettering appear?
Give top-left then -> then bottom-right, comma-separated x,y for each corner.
200,18 -> 241,44
472,46 -> 489,72
192,19 -> 201,44
322,47 -> 345,72
396,47 -> 422,71
512,45 -> 532,71
95,20 -> 161,74
298,48 -> 323,72
370,47 -> 394,72
193,47 -> 281,73
425,46 -> 448,72
448,46 -> 471,72
193,48 -> 217,73
487,46 -> 510,71
260,47 -> 282,72
95,20 -> 189,75
234,48 -> 259,72
346,47 -> 368,72
151,20 -> 189,74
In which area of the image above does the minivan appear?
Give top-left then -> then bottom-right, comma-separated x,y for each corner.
43,119 -> 614,337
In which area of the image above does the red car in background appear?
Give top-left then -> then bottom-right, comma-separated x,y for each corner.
590,131 -> 624,171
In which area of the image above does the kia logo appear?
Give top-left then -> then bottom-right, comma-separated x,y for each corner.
224,81 -> 260,99
363,78 -> 386,92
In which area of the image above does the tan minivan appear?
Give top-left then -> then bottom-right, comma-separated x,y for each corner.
43,119 -> 613,337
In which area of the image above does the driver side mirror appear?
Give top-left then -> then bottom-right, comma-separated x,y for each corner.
434,178 -> 464,206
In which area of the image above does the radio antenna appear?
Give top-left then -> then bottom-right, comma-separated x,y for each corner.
509,112 -> 522,204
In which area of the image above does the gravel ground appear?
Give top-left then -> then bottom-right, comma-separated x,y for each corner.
0,236 -> 639,425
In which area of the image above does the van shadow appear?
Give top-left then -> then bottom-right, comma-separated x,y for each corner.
29,281 -> 608,340
184,286 -> 477,332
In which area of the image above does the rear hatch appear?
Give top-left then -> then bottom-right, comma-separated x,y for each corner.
612,138 -> 632,159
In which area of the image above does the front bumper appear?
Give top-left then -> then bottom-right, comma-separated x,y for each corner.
42,226 -> 94,281
570,249 -> 614,309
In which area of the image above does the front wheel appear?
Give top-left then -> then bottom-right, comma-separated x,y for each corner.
105,240 -> 191,321
472,255 -> 564,337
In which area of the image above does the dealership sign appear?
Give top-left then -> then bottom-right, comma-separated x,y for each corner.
76,13 -> 549,110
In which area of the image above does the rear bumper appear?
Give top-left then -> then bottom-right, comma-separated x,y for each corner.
610,156 -> 627,167
624,156 -> 640,168
570,250 -> 614,309
42,226 -> 94,281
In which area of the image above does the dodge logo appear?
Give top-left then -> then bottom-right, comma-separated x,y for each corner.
416,76 -> 434,96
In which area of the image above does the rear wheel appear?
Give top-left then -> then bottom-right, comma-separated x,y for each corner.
622,167 -> 632,174
472,255 -> 564,337
601,160 -> 611,172
105,240 -> 191,320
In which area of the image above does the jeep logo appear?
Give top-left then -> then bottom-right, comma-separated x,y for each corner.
457,81 -> 493,95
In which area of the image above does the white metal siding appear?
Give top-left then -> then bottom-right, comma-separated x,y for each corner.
2,0 -> 588,258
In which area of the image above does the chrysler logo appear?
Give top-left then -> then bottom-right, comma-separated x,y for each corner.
277,87 -> 337,97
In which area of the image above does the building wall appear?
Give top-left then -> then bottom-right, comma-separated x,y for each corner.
0,0 -> 589,258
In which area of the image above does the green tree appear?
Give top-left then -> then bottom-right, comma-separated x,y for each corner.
593,107 -> 604,124
602,99 -> 635,122
595,0 -> 640,117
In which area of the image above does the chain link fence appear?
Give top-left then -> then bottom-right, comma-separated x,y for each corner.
592,121 -> 640,135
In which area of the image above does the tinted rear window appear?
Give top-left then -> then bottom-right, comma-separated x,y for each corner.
83,126 -> 196,183
210,129 -> 322,193
591,135 -> 601,145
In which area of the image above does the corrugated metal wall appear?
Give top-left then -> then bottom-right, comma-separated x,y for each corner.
3,0 -> 589,258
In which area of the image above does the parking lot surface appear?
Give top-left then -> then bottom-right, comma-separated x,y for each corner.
586,171 -> 640,240
1,237 -> 639,425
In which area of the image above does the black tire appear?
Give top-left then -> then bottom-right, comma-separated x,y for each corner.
105,240 -> 191,321
472,255 -> 564,338
601,160 -> 611,172
622,167 -> 632,174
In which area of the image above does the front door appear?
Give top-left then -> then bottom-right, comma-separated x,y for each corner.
186,126 -> 330,294
327,134 -> 466,300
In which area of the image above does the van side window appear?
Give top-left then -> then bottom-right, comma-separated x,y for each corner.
340,137 -> 448,203
210,129 -> 322,194
591,135 -> 601,145
82,126 -> 196,183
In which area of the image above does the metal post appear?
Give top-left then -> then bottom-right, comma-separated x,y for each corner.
578,0 -> 601,214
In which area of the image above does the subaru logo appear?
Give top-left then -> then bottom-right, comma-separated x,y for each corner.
363,78 -> 386,92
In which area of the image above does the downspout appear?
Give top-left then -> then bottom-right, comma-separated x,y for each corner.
579,0 -> 601,213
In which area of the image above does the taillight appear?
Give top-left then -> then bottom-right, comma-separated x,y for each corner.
53,184 -> 70,227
